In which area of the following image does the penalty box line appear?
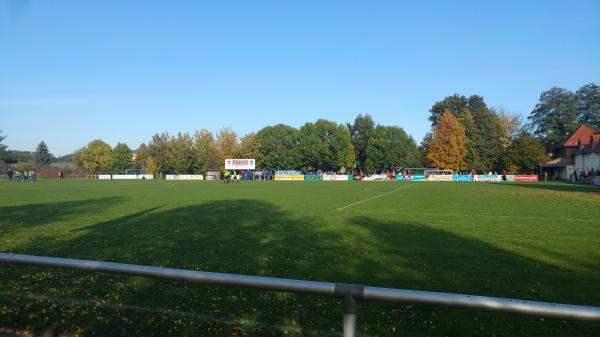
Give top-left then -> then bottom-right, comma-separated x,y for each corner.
336,183 -> 414,211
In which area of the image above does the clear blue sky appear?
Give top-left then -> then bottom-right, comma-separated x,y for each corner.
1,0 -> 599,156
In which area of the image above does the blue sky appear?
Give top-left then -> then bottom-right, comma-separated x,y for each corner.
1,1 -> 599,156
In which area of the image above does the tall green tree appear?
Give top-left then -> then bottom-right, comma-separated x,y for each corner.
528,87 -> 578,150
168,132 -> 195,174
576,83 -> 600,129
467,95 -> 504,171
148,133 -> 171,176
349,114 -> 375,171
429,94 -> 468,125
254,124 -> 301,170
111,142 -> 133,174
193,129 -> 219,174
0,130 -> 7,162
507,131 -> 548,174
80,140 -> 112,173
34,141 -> 51,165
298,119 -> 354,171
365,125 -> 420,172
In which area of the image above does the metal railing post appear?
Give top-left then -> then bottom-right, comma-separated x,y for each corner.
335,283 -> 364,337
342,295 -> 357,337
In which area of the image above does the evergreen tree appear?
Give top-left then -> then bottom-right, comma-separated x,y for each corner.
34,141 -> 51,165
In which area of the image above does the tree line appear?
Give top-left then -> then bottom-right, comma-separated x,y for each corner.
422,83 -> 600,173
73,118 -> 421,175
3,83 -> 597,176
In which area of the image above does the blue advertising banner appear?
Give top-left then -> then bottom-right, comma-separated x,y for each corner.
396,174 -> 425,181
453,175 -> 473,182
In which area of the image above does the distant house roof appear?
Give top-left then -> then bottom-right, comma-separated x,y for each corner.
542,157 -> 574,168
558,124 -> 596,148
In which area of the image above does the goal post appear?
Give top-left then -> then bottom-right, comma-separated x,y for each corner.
125,169 -> 149,175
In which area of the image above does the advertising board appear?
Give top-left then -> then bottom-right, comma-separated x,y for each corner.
322,174 -> 350,181
427,174 -> 453,182
514,175 -> 538,182
396,174 -> 425,181
225,159 -> 255,170
452,175 -> 472,182
165,175 -> 204,180
274,170 -> 304,181
475,175 -> 500,182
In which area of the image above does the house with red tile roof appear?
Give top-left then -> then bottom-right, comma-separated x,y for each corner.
541,124 -> 599,180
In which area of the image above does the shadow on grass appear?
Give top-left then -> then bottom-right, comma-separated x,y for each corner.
0,197 -> 125,234
509,182 -> 600,194
1,199 -> 599,336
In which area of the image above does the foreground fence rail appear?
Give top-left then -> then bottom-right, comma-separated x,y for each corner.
1,253 -> 600,336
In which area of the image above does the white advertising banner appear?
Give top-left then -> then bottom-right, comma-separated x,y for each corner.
322,174 -> 349,181
427,174 -> 453,182
475,175 -> 500,182
225,159 -> 255,170
362,174 -> 389,181
110,174 -> 154,180
98,175 -> 111,180
165,175 -> 204,180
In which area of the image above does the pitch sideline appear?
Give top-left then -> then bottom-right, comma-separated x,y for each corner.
336,183 -> 414,211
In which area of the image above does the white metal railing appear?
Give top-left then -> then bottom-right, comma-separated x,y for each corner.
1,253 -> 600,337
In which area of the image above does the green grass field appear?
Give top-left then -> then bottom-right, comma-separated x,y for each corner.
1,180 -> 600,336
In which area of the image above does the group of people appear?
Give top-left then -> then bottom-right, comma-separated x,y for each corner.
573,169 -> 599,183
6,168 -> 37,182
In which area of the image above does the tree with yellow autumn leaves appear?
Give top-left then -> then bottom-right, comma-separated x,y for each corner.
426,110 -> 468,171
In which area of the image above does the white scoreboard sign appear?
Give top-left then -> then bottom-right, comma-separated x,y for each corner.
225,159 -> 255,170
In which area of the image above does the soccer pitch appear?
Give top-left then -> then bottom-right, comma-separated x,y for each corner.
1,180 -> 599,336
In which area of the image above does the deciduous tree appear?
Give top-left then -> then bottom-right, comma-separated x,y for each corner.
215,127 -> 240,168
426,110 -> 468,171
80,139 -> 112,173
349,114 -> 375,171
111,142 -> 133,174
193,129 -> 219,174
239,133 -> 258,159
508,131 -> 547,174
298,119 -> 354,171
254,124 -> 301,170
528,87 -> 578,150
365,125 -> 420,172
576,83 -> 600,129
168,132 -> 195,174
148,133 -> 171,176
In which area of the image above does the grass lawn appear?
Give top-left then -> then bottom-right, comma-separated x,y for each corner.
1,180 -> 600,336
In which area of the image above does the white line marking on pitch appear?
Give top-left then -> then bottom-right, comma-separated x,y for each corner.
338,209 -> 599,222
336,183 -> 414,211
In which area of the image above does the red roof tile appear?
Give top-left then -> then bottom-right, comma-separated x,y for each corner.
563,124 -> 596,147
